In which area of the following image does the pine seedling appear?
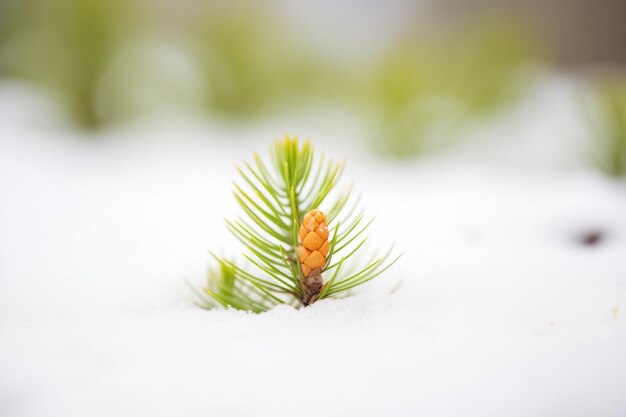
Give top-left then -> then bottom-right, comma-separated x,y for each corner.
194,135 -> 400,312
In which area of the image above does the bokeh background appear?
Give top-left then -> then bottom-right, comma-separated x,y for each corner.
0,0 -> 624,166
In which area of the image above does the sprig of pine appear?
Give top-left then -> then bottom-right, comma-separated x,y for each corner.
193,135 -> 400,312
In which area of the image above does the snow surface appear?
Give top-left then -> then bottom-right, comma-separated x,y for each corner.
1,79 -> 625,417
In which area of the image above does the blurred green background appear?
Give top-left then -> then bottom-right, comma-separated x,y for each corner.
0,0 -> 625,172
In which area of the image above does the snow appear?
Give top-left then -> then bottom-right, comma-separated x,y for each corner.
1,79 -> 625,417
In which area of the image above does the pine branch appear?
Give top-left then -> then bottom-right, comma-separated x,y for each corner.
198,135 -> 400,312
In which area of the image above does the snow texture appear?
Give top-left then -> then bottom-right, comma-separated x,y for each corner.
1,79 -> 625,417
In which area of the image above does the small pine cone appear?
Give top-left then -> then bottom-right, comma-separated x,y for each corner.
297,209 -> 329,300
298,209 -> 330,277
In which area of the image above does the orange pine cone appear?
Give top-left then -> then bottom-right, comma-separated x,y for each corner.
297,209 -> 330,278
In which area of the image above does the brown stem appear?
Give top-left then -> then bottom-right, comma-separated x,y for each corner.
300,268 -> 323,305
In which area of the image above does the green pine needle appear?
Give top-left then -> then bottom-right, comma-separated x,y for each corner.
196,135 -> 400,312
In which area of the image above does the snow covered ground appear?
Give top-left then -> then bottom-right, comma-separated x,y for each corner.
1,79 -> 625,417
